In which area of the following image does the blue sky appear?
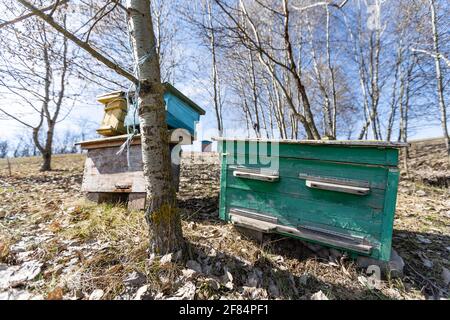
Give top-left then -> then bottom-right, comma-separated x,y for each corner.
0,0 -> 448,150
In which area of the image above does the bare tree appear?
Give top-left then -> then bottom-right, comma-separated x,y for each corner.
0,140 -> 8,158
428,0 -> 449,159
0,12 -> 71,171
212,0 -> 322,139
7,0 -> 183,253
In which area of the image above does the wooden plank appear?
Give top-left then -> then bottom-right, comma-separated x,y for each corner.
230,214 -> 277,233
276,225 -> 373,255
226,172 -> 386,210
76,131 -> 190,150
81,145 -> 146,192
215,137 -> 408,148
218,152 -> 228,221
233,169 -> 279,182
230,212 -> 373,255
227,157 -> 389,189
225,188 -> 383,237
305,180 -> 370,195
221,140 -> 401,166
378,168 -> 400,261
81,144 -> 180,193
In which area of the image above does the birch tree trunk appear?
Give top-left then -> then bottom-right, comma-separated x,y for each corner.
429,0 -> 449,160
386,41 -> 403,141
207,0 -> 224,134
127,0 -> 183,254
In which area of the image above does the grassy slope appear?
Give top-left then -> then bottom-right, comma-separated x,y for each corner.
0,144 -> 448,300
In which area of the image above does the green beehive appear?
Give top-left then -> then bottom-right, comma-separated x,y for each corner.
216,138 -> 407,261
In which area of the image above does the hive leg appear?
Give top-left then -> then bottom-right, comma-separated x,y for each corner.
86,192 -> 102,203
128,193 -> 146,211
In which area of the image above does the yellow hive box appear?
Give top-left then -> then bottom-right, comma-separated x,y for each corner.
96,91 -> 128,137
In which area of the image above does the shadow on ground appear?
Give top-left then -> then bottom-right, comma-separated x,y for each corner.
182,239 -> 392,300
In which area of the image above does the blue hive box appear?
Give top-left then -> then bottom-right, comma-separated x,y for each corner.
125,82 -> 205,136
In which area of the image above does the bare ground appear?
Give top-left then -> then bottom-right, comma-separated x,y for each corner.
0,140 -> 448,300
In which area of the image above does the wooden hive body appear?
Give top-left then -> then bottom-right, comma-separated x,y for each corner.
124,83 -> 205,136
217,138 -> 407,261
77,132 -> 190,210
96,92 -> 128,136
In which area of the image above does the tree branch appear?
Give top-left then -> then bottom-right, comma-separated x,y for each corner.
16,0 -> 138,83
411,48 -> 450,68
0,107 -> 34,128
291,0 -> 349,12
0,0 -> 69,29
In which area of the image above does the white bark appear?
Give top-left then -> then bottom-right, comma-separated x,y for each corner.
126,0 -> 183,253
428,0 -> 449,158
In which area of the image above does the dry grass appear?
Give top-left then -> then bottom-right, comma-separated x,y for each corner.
0,154 -> 85,177
50,202 -> 150,298
0,143 -> 448,300
0,235 -> 12,263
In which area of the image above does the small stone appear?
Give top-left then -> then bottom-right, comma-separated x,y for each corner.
357,249 -> 404,278
224,281 -> 234,290
311,290 -> 328,300
415,190 -> 427,197
154,292 -> 164,300
8,260 -> 42,287
388,250 -> 405,277
0,209 -> 7,219
186,260 -> 202,273
133,285 -> 149,300
188,222 -> 196,230
274,255 -> 284,263
222,269 -> 233,284
168,282 -> 196,300
160,253 -> 173,265
89,289 -> 104,300
181,269 -> 197,280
